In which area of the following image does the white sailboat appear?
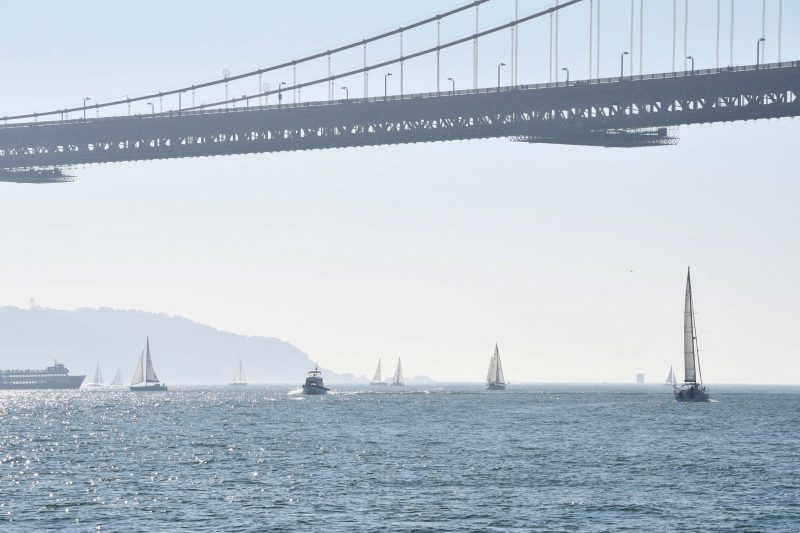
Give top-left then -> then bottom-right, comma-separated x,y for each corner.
664,365 -> 677,386
231,356 -> 247,386
86,363 -> 104,388
130,337 -> 168,392
371,358 -> 387,386
391,358 -> 404,386
110,368 -> 123,387
486,343 -> 507,390
674,268 -> 709,402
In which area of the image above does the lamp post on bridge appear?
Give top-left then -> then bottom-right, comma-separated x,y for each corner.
278,82 -> 287,108
447,77 -> 455,95
147,102 -> 155,115
757,37 -> 766,70
686,55 -> 695,74
496,62 -> 506,91
83,97 -> 91,120
384,72 -> 392,100
620,51 -> 629,80
561,67 -> 570,86
341,87 -> 349,100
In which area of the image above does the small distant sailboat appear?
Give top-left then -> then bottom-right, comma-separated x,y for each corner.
486,343 -> 507,390
231,357 -> 247,386
664,365 -> 677,386
391,358 -> 404,386
301,364 -> 329,395
110,368 -> 123,387
130,337 -> 168,392
370,358 -> 387,386
86,363 -> 104,388
674,268 -> 710,402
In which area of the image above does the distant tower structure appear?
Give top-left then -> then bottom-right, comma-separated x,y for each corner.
29,298 -> 37,310
635,373 -> 645,384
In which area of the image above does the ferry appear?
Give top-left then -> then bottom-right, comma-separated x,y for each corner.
0,362 -> 85,390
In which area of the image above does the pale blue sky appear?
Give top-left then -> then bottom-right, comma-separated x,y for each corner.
1,1 -> 798,383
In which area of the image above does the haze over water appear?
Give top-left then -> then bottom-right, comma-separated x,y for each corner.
2,385 -> 798,531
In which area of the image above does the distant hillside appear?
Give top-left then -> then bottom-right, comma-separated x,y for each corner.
0,307 -> 361,384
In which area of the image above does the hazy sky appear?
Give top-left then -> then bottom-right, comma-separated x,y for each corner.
1,1 -> 798,383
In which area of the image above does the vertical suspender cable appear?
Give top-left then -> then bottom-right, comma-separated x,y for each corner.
555,0 -> 560,82
716,0 -> 720,68
596,0 -> 601,79
474,4 -> 479,90
639,0 -> 643,75
778,0 -> 782,62
672,0 -> 676,71
363,42 -> 368,98
514,0 -> 519,84
400,32 -> 404,96
730,0 -> 735,66
629,0 -> 634,74
549,12 -> 553,82
761,0 -> 766,62
683,0 -> 688,71
293,63 -> 297,104
589,0 -> 593,79
327,54 -> 332,101
437,18 -> 441,92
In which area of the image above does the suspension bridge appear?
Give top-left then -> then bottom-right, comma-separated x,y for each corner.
0,0 -> 796,183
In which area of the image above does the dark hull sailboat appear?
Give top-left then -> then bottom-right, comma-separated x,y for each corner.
130,337 -> 168,392
486,344 -> 506,390
674,268 -> 709,403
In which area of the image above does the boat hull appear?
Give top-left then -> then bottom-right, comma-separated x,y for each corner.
487,382 -> 507,391
0,375 -> 85,390
674,383 -> 709,402
230,382 -> 247,387
130,384 -> 168,392
302,384 -> 329,395
370,382 -> 388,386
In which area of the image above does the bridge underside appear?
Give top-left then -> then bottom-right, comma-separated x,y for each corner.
0,62 -> 797,171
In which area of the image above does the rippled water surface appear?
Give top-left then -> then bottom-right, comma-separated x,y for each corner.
1,384 -> 799,531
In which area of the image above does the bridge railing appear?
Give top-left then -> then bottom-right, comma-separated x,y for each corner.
3,60 -> 798,129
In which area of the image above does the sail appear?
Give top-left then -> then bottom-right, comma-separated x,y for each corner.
487,344 -> 505,385
372,358 -> 382,383
92,363 -> 103,386
392,358 -> 404,385
145,338 -> 160,383
111,368 -> 122,386
683,269 -> 697,383
131,349 -> 144,386
234,357 -> 246,384
665,365 -> 676,385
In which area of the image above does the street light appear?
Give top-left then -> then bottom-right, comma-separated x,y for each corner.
686,55 -> 695,74
447,77 -> 455,95
497,62 -> 506,91
223,69 -> 231,108
561,67 -> 570,86
83,97 -> 91,120
384,72 -> 393,99
620,51 -> 629,80
147,102 -> 155,115
278,81 -> 287,107
341,86 -> 349,100
757,37 -> 766,70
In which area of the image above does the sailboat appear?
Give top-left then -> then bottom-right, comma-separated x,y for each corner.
86,363 -> 104,388
370,358 -> 387,386
664,365 -> 677,386
110,368 -> 123,387
130,337 -> 168,392
391,358 -> 404,386
231,356 -> 247,386
674,268 -> 710,402
486,343 -> 507,390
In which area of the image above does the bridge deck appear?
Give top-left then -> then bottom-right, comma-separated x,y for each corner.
0,61 -> 798,170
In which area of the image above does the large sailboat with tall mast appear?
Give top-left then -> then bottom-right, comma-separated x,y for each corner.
391,358 -> 404,386
370,358 -> 387,386
486,343 -> 506,390
130,337 -> 168,392
231,357 -> 247,386
674,268 -> 710,402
